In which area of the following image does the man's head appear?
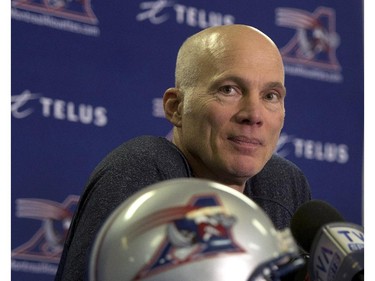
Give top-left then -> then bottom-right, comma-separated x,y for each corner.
163,24 -> 285,191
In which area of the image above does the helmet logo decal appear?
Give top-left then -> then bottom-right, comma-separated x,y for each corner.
133,194 -> 245,280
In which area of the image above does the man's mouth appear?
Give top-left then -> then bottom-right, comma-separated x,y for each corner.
228,135 -> 262,146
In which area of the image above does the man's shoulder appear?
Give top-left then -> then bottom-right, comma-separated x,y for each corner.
264,154 -> 304,175
94,135 -> 190,174
119,135 -> 174,149
108,135 -> 179,160
253,154 -> 310,191
248,154 -> 311,228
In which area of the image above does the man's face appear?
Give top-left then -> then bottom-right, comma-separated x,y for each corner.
175,34 -> 286,186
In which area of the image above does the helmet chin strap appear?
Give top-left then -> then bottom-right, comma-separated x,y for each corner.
247,252 -> 305,281
247,229 -> 306,281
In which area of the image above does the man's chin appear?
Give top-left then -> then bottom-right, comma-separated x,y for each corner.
228,165 -> 261,180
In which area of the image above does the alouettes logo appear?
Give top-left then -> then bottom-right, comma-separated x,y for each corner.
132,194 -> 244,280
276,7 -> 341,72
11,195 -> 79,263
12,0 -> 98,24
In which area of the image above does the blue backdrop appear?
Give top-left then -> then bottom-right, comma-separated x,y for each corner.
11,1 -> 364,280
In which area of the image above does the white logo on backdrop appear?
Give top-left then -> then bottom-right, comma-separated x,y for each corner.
12,89 -> 108,127
277,132 -> 349,164
137,0 -> 235,28
137,0 -> 173,24
11,90 -> 40,119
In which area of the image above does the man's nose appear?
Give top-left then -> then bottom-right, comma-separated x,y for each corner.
234,95 -> 263,126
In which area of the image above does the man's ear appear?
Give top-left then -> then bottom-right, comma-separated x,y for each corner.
163,88 -> 183,127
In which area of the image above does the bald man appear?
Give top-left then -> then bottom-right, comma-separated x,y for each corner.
55,25 -> 311,281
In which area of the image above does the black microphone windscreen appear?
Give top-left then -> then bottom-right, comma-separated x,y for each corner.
290,200 -> 345,252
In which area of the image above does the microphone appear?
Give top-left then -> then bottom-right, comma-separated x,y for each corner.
290,200 -> 364,281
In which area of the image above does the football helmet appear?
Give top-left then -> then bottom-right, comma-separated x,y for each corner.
89,178 -> 304,281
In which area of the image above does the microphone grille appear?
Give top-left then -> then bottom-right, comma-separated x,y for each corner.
290,200 -> 345,252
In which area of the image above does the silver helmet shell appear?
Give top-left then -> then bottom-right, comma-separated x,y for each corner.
89,178 -> 303,281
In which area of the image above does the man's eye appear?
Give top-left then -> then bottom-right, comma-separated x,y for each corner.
218,85 -> 238,95
264,92 -> 281,102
